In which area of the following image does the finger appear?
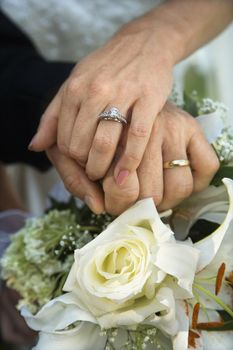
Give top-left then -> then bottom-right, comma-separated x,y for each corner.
47,145 -> 104,214
188,131 -> 220,192
137,122 -> 164,206
86,104 -> 129,180
57,79 -> 82,157
28,85 -> 63,151
103,161 -> 139,216
114,97 -> 159,186
67,82 -> 112,166
158,147 -> 193,212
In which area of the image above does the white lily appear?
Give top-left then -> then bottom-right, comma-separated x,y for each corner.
172,178 -> 233,349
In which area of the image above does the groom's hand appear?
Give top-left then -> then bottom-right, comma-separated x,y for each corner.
103,164 -> 139,216
137,102 -> 219,211
102,102 -> 219,215
46,145 -> 105,214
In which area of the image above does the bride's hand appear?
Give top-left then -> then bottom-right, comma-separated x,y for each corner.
28,7 -> 179,182
102,102 -> 219,215
28,0 -> 232,187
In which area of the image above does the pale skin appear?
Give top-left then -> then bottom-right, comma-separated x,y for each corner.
47,102 -> 219,215
29,0 -> 233,214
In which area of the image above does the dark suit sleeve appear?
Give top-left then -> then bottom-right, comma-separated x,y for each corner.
0,10 -> 74,171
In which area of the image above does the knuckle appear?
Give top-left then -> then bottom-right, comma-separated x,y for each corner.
64,174 -> 81,194
207,156 -> 220,174
141,83 -> 153,96
129,123 -> 149,139
58,142 -> 69,156
93,135 -> 115,154
173,181 -> 193,200
86,168 -> 103,181
68,146 -> 87,164
120,186 -> 139,200
124,151 -> 141,164
66,78 -> 81,96
103,178 -> 138,200
88,80 -> 110,98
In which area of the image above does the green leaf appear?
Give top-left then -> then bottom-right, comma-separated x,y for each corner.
211,166 -> 233,186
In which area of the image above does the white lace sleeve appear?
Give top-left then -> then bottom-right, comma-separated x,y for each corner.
1,0 -> 161,61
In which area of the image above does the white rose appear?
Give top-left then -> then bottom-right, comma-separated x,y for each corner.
23,198 -> 200,350
62,198 -> 199,333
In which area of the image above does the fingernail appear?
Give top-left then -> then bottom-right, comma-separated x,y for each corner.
116,170 -> 129,186
84,195 -> 96,213
28,136 -> 37,151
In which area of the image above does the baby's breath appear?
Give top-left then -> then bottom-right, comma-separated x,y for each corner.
1,202 -> 113,314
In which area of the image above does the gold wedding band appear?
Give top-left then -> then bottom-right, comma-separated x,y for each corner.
163,159 -> 190,169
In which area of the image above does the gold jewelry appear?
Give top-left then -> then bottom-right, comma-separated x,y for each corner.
163,159 -> 190,169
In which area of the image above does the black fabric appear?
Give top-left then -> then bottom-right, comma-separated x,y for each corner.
0,10 -> 74,171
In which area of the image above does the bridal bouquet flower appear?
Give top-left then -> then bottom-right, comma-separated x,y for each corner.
1,94 -> 233,350
1,178 -> 233,350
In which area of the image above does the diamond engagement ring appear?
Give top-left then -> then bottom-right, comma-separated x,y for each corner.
163,159 -> 190,169
98,107 -> 127,125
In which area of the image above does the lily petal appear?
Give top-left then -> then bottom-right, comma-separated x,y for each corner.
194,178 -> 233,271
173,301 -> 189,350
32,322 -> 106,350
153,243 -> 199,295
172,184 -> 228,241
22,292 -> 96,332
202,331 -> 233,350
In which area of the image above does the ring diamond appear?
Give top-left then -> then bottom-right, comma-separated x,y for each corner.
98,107 -> 127,125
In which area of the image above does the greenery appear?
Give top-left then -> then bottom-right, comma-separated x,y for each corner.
1,197 -> 113,314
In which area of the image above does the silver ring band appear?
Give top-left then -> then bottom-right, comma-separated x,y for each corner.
98,107 -> 127,125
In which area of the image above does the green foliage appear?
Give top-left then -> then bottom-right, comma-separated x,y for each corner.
211,166 -> 233,186
183,91 -> 199,117
1,199 -> 113,314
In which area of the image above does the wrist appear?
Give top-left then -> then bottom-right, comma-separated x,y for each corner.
115,6 -> 187,67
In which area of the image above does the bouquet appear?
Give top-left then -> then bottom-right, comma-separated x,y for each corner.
1,94 -> 233,350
